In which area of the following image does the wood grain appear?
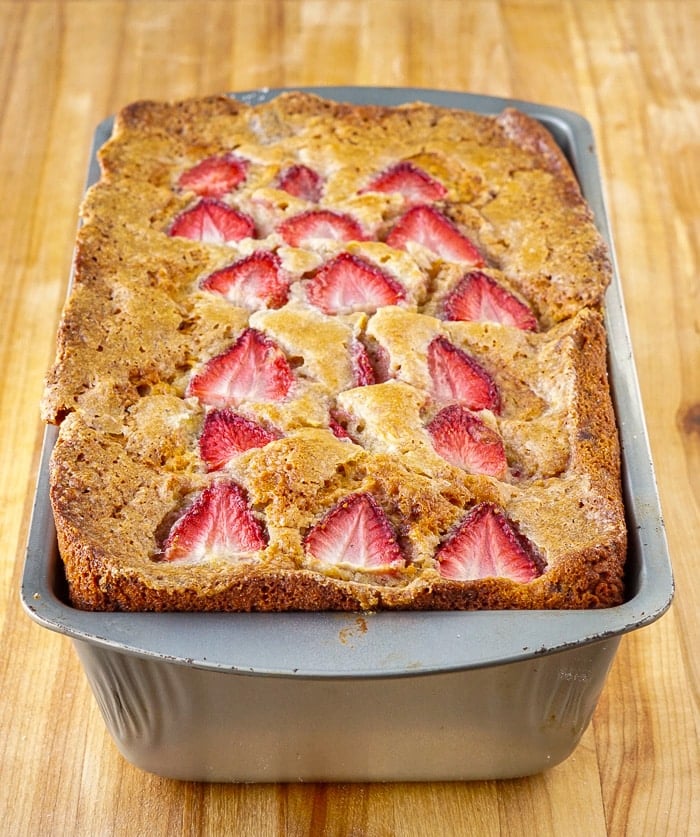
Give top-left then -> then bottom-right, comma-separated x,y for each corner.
1,1 -> 698,834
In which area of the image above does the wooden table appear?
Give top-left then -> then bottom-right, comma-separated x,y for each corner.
1,1 -> 698,834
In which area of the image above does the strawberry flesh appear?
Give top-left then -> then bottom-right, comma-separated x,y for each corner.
169,199 -> 256,244
199,409 -> 282,471
277,210 -> 366,247
362,161 -> 447,203
444,271 -> 538,331
178,153 -> 248,198
386,205 -> 484,265
427,404 -> 507,478
351,338 -> 376,386
328,412 -> 352,440
428,336 -> 501,413
306,252 -> 405,315
201,250 -> 290,309
437,502 -> 544,582
277,164 -> 323,202
162,481 -> 267,563
187,328 -> 294,407
304,493 -> 404,569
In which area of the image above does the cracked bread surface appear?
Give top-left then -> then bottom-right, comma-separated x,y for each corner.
43,92 -> 626,611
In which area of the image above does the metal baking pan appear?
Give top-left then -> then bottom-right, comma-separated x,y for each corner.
21,87 -> 674,782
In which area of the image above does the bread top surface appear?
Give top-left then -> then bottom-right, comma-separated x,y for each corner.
43,92 -> 626,611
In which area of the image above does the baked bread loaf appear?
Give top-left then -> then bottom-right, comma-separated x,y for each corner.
42,92 -> 626,611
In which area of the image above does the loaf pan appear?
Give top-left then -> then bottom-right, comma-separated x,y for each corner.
21,87 -> 674,782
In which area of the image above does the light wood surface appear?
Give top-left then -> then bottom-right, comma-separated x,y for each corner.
1,1 -> 698,834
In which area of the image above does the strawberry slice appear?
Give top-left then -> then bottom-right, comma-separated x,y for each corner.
177,153 -> 248,198
162,481 -> 267,563
362,161 -> 447,203
201,251 -> 290,310
444,271 -> 537,331
304,493 -> 404,569
277,210 -> 366,247
436,503 -> 544,582
351,338 -> 376,386
328,412 -> 352,440
426,404 -> 507,478
428,336 -> 501,413
386,205 -> 484,265
199,409 -> 282,471
277,164 -> 324,202
306,252 -> 405,315
187,328 -> 294,407
169,199 -> 256,244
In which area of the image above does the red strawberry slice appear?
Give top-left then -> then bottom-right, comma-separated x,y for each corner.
362,161 -> 447,203
426,404 -> 507,478
201,251 -> 290,310
277,210 -> 366,247
428,336 -> 501,413
444,271 -> 538,331
162,481 -> 267,563
386,205 -> 484,265
304,493 -> 404,569
277,164 -> 323,202
187,328 -> 294,407
169,199 -> 256,244
306,252 -> 405,315
328,413 -> 352,440
351,338 -> 376,386
436,502 -> 544,582
199,409 -> 282,471
177,153 -> 248,198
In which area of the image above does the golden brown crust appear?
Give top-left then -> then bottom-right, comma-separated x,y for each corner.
495,108 -> 578,185
44,92 -> 626,611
